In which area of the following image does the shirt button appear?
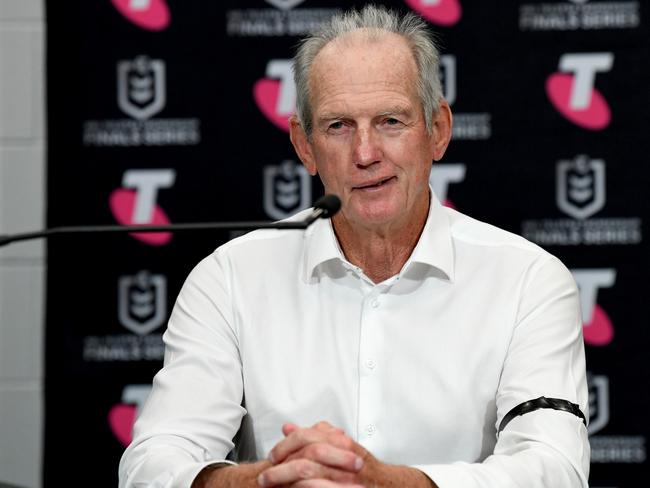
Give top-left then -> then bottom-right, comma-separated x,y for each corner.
371,299 -> 379,308
365,359 -> 376,370
365,424 -> 376,436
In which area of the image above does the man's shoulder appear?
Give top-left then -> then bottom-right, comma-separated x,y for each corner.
212,208 -> 313,260
444,206 -> 549,258
442,207 -> 575,286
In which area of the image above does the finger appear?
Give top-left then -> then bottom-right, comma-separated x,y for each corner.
284,444 -> 363,472
311,421 -> 333,431
283,423 -> 300,436
291,480 -> 365,488
258,459 -> 358,487
312,421 -> 345,435
271,428 -> 357,464
269,429 -> 328,463
284,421 -> 344,438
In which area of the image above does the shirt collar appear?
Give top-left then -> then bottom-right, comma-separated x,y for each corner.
302,212 -> 344,283
302,188 -> 455,283
405,190 -> 454,281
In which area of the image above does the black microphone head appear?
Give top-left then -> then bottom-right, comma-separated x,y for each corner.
313,194 -> 341,218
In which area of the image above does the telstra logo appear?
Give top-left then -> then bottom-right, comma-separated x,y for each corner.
254,59 -> 296,132
404,0 -> 462,26
572,269 -> 616,346
546,53 -> 614,130
108,385 -> 152,446
111,0 -> 170,31
430,163 -> 466,209
109,169 -> 175,246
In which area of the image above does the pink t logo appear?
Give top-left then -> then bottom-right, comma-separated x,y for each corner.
109,169 -> 175,246
572,269 -> 616,346
108,385 -> 152,446
404,0 -> 462,26
253,60 -> 296,132
546,53 -> 614,130
430,164 -> 466,209
111,0 -> 171,31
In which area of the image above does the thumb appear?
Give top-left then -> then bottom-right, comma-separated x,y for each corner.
282,422 -> 300,436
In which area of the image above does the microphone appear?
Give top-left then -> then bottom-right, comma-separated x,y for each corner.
0,194 -> 341,248
303,194 -> 342,225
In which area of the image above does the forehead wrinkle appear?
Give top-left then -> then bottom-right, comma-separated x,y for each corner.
316,88 -> 415,118
319,102 -> 412,119
378,104 -> 413,116
312,52 -> 415,88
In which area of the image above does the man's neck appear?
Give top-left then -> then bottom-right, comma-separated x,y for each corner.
332,196 -> 430,284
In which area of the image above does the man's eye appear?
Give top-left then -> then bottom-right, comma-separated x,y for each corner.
329,121 -> 344,130
385,118 -> 401,126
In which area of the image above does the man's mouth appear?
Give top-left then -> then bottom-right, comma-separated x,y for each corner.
354,176 -> 396,190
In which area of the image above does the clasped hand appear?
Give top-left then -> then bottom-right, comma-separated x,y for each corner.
257,421 -> 373,488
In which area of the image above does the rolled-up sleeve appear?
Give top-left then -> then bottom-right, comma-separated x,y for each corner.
118,250 -> 244,488
413,255 -> 590,487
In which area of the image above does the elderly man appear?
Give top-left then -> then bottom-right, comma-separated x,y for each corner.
119,5 -> 589,488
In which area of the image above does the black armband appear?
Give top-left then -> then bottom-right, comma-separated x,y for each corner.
498,396 -> 587,435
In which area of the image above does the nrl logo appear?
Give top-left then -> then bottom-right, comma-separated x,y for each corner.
118,270 -> 167,335
588,373 -> 609,435
264,160 -> 311,220
439,55 -> 456,106
265,0 -> 307,10
117,55 -> 166,120
556,155 -> 605,220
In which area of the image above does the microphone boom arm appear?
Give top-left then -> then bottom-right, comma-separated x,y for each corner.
0,194 -> 341,248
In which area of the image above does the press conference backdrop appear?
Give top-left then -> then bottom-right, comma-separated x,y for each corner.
44,1 -> 649,486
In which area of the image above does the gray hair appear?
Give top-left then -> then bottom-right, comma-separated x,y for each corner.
293,4 -> 443,136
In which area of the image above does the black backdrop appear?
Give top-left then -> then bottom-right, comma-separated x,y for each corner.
45,1 -> 649,486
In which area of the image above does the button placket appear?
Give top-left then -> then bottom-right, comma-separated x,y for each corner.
357,287 -> 385,444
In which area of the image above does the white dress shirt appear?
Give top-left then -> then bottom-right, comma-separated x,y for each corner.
119,192 -> 590,488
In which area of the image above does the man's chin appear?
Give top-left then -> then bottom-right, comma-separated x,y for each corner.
345,205 -> 403,229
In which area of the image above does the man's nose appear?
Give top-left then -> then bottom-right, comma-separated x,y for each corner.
353,127 -> 382,167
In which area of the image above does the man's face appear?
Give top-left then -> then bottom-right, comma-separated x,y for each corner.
291,31 -> 451,231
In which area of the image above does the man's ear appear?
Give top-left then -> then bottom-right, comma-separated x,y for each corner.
430,101 -> 453,162
289,116 -> 317,175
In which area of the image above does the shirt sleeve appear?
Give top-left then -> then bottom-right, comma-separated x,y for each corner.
118,250 -> 245,488
412,255 -> 590,488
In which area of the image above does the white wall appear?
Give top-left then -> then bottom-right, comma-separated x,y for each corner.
0,0 -> 45,487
